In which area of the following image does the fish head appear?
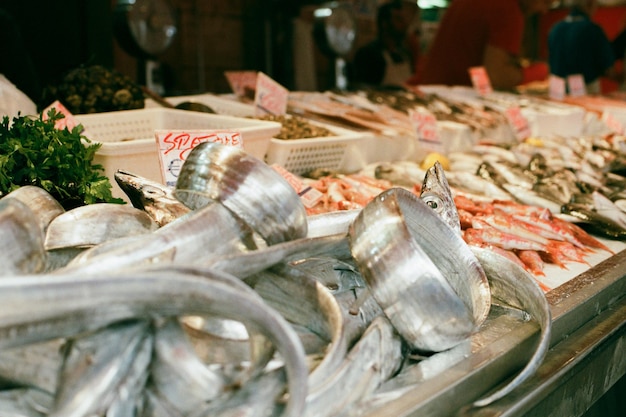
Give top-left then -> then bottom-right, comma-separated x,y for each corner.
420,161 -> 461,235
114,170 -> 176,209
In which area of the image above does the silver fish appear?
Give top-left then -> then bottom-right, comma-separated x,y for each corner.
2,185 -> 65,235
44,203 -> 159,251
106,328 -> 153,417
349,187 -> 491,352
174,142 -> 308,245
50,320 -> 151,417
302,316 -> 404,417
502,183 -> 563,214
470,246 -> 551,407
150,318 -> 229,415
206,233 -> 351,279
446,171 -> 513,201
114,170 -> 191,227
306,209 -> 360,238
420,161 -> 460,235
250,266 -> 350,392
0,339 -> 65,394
0,269 -> 309,417
0,198 -> 47,276
188,368 -> 287,417
62,201 -> 256,274
373,160 -> 426,188
0,388 -> 53,417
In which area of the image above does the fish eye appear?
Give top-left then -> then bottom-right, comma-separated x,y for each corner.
421,193 -> 443,213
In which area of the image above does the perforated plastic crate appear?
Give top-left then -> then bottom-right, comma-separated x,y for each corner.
75,108 -> 281,199
264,123 -> 368,175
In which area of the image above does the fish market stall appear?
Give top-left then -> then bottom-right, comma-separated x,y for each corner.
1,86 -> 626,416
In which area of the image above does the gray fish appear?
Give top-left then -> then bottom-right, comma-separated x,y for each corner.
0,198 -> 47,276
420,161 -> 460,235
0,269 -> 309,417
50,320 -> 151,417
289,256 -> 365,293
44,203 -> 159,251
470,246 -> 551,407
502,183 -> 563,214
114,170 -> 191,227
446,171 -> 513,201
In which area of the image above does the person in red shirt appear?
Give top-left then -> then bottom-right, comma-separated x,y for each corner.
418,0 -> 552,90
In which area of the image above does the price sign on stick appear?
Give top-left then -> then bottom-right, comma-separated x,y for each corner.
271,164 -> 323,208
155,129 -> 242,186
504,106 -> 531,141
468,66 -> 493,96
567,74 -> 586,97
224,71 -> 258,98
409,107 -> 445,155
548,75 -> 566,100
42,100 -> 81,132
254,72 -> 288,116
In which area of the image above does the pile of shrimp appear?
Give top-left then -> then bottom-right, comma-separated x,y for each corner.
452,194 -> 614,291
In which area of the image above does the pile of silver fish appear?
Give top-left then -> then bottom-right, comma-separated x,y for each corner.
0,143 -> 551,416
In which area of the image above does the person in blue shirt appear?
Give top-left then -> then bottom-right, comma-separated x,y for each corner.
548,0 -> 619,94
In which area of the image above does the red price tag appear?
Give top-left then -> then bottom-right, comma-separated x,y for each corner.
505,106 -> 531,140
549,75 -> 566,100
469,66 -> 493,96
41,100 -> 81,132
254,72 -> 288,116
271,164 -> 323,208
224,71 -> 258,98
601,111 -> 624,135
567,74 -> 586,97
409,108 -> 444,155
155,129 -> 242,186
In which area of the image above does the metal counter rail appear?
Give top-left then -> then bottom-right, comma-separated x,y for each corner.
363,249 -> 626,417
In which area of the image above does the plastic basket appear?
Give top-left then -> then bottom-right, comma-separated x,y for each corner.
264,123 -> 369,175
75,108 -> 281,199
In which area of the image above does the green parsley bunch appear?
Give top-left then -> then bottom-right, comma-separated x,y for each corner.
0,109 -> 124,209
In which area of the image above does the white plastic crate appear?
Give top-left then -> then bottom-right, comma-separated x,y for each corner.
264,123 -> 369,175
75,108 -> 281,199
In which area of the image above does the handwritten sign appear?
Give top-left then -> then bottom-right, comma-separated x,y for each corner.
601,111 -> 624,135
409,107 -> 444,155
468,66 -> 493,96
224,70 -> 258,98
41,100 -> 81,132
155,129 -> 242,186
548,75 -> 566,100
254,72 -> 288,116
271,164 -> 323,208
567,74 -> 586,97
504,106 -> 531,141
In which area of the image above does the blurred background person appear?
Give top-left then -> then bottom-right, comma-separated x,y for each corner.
549,0 -> 619,94
351,0 -> 420,89
419,0 -> 552,90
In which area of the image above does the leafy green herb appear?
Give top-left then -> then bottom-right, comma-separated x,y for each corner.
0,109 -> 124,209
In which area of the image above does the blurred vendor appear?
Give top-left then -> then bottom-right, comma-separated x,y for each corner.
548,0 -> 618,94
351,0 -> 418,89
419,0 -> 552,90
